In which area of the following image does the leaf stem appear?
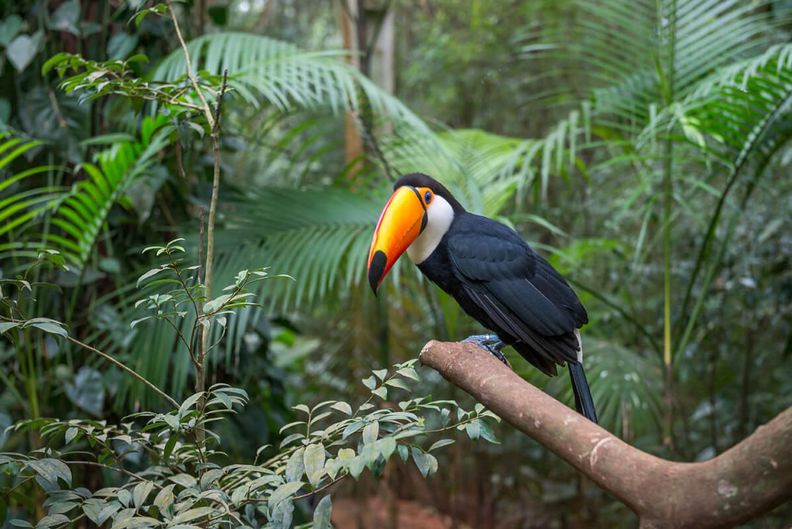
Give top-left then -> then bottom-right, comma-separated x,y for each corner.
64,460 -> 161,489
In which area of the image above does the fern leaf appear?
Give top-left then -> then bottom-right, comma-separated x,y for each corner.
49,115 -> 172,267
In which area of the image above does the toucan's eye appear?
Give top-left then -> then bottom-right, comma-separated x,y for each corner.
424,191 -> 432,204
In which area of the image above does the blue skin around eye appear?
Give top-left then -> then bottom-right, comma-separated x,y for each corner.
425,191 -> 432,203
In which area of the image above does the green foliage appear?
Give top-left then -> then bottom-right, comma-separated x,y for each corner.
1,1 -> 791,527
384,127 -> 561,215
1,226 -> 499,527
48,116 -> 173,268
1,362 -> 497,529
152,32 -> 428,130
43,52 -> 154,105
519,0 -> 792,205
544,339 -> 662,437
0,135 -> 63,257
515,0 -> 792,382
214,187 -> 381,311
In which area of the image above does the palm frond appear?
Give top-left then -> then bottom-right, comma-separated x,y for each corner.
226,110 -> 346,188
47,115 -> 172,267
215,187 -> 381,311
637,41 -> 792,209
0,134 -> 64,255
526,0 -> 781,118
514,0 -> 786,178
382,124 -> 581,210
152,32 -> 430,132
682,43 -> 792,165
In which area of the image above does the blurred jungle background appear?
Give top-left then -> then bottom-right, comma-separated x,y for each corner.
1,0 -> 791,527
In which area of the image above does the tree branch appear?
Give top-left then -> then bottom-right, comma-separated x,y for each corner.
419,340 -> 792,529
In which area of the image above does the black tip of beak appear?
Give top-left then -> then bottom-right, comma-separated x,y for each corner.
368,250 -> 387,295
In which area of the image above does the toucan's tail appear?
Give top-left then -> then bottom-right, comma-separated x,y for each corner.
568,362 -> 598,423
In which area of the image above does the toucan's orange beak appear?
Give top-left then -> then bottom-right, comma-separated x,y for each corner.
368,186 -> 427,293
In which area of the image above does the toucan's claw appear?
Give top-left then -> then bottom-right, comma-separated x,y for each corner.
463,334 -> 511,368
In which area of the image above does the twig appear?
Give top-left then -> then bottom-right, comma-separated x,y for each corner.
211,70 -> 229,135
161,316 -> 193,359
137,91 -> 205,112
164,0 -> 229,452
197,207 -> 205,284
64,459 -> 161,489
165,252 -> 201,366
200,69 -> 229,363
67,336 -> 178,408
47,89 -> 67,129
197,69 -> 228,448
165,0 -> 216,128
174,136 -> 188,181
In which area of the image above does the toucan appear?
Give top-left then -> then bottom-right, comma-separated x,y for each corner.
367,173 -> 597,423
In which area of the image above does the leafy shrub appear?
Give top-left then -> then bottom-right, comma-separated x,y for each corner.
1,242 -> 497,529
1,363 -> 497,529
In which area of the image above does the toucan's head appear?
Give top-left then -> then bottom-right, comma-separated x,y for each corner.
367,173 -> 464,293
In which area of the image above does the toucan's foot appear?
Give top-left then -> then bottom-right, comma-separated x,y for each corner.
462,334 -> 511,367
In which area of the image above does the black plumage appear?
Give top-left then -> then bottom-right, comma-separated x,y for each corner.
394,173 -> 597,422
418,212 -> 587,375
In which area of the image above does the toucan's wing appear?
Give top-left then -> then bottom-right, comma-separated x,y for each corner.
446,215 -> 587,365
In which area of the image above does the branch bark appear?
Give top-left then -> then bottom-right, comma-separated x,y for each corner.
419,340 -> 792,529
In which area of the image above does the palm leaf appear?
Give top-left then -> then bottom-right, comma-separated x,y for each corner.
47,115 -> 172,267
152,32 -> 430,132
678,43 -> 792,165
227,110 -> 347,188
665,44 -> 792,351
512,0 -> 786,182
380,124 -> 583,212
525,0 -> 781,118
0,134 -> 64,255
215,186 -> 381,311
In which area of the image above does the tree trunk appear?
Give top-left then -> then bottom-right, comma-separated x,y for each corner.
339,0 -> 364,174
419,340 -> 792,529
371,7 -> 395,94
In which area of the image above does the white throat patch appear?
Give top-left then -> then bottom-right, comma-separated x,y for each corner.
406,195 -> 455,264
